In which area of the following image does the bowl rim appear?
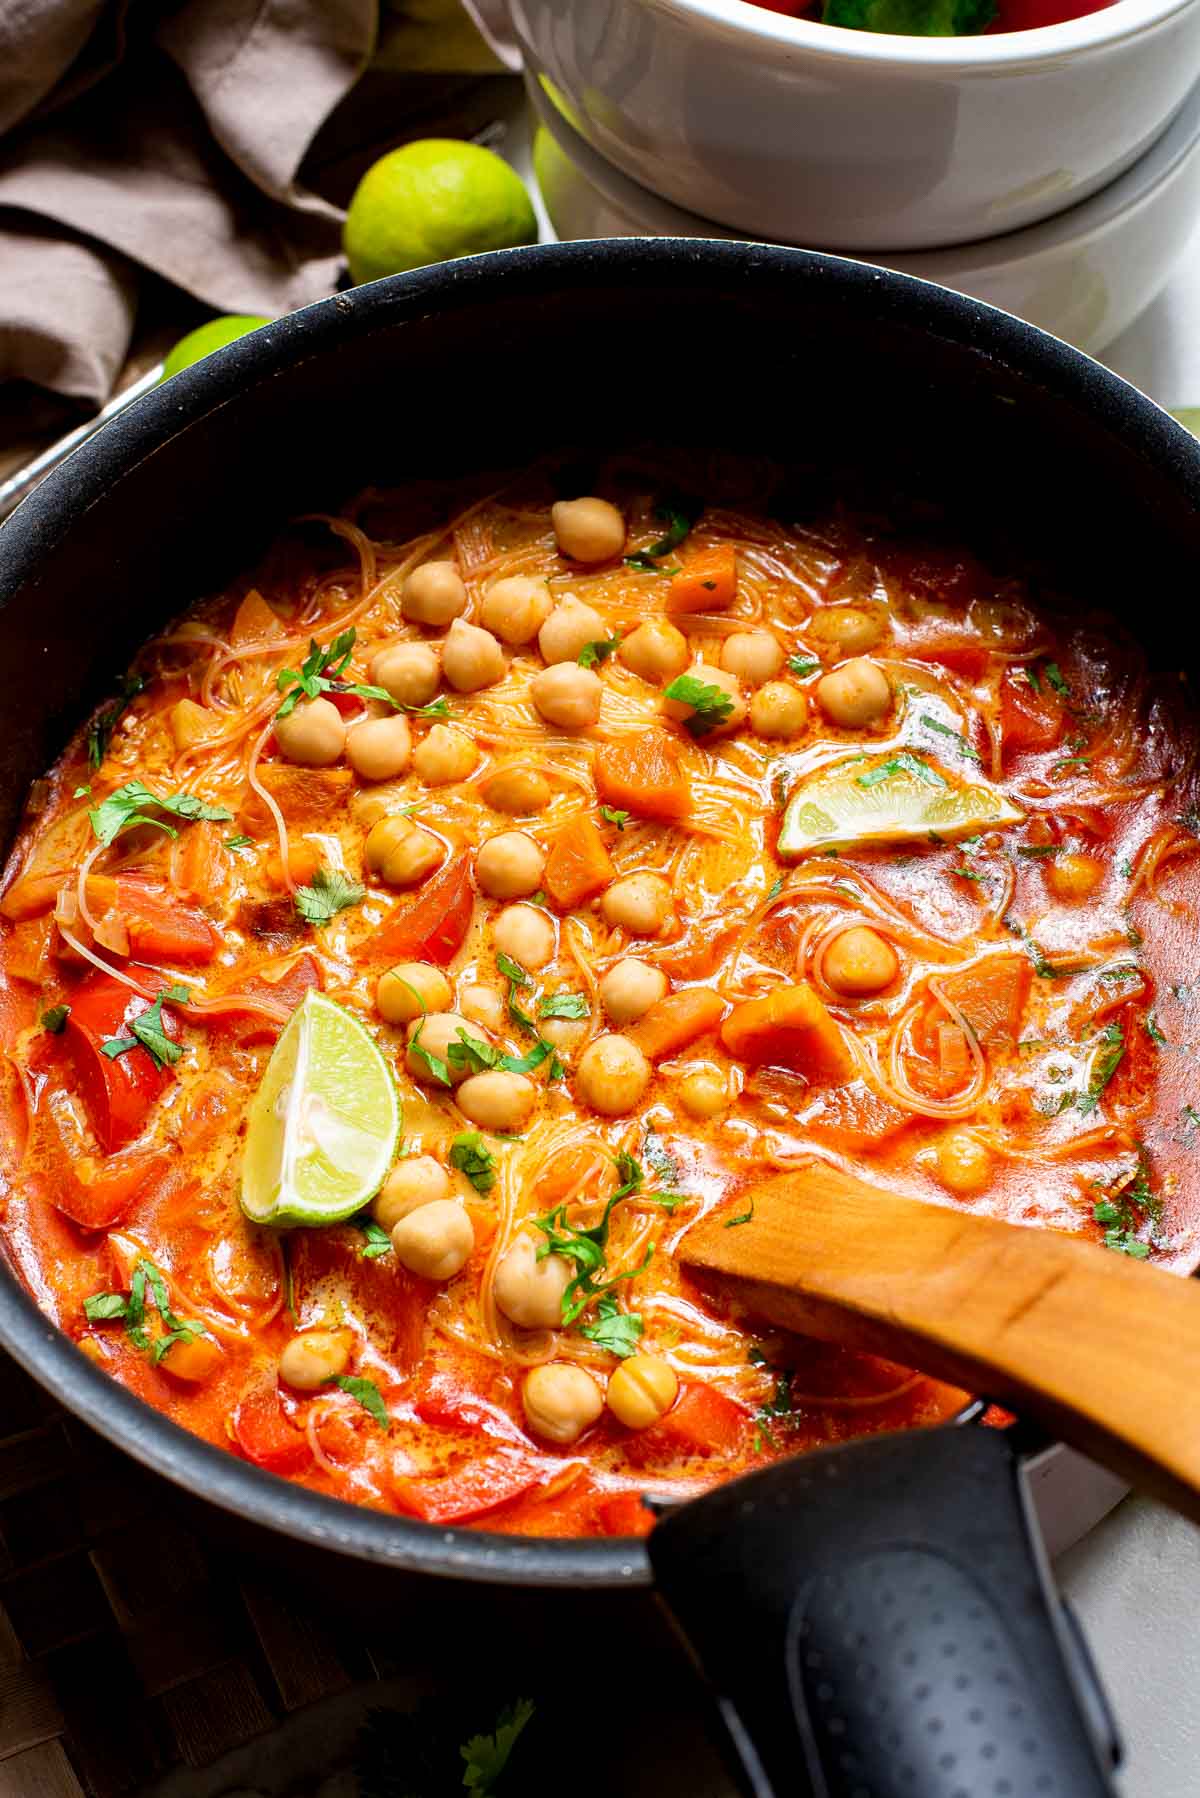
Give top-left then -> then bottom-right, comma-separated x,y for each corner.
529,60 -> 1200,261
2,237 -> 1199,1588
644,0 -> 1200,67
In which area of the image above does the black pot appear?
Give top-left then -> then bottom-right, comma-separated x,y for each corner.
1,239 -> 1196,1795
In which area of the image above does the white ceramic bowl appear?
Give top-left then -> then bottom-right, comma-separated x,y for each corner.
509,0 -> 1200,250
529,66 -> 1200,353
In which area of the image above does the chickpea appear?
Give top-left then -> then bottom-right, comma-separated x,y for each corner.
347,713 -> 412,782
482,765 -> 552,814
364,816 -> 444,888
442,618 -> 505,693
816,658 -> 892,728
459,984 -> 506,1032
476,830 -> 546,900
602,872 -> 673,936
481,575 -> 553,645
377,961 -> 453,1025
606,1354 -> 679,1431
391,1199 -> 475,1281
373,1156 -> 451,1229
1046,852 -> 1103,902
599,957 -> 667,1024
750,681 -> 807,739
530,663 -> 603,731
412,723 -> 479,785
522,1362 -> 604,1443
370,640 -> 441,707
537,597 -> 608,666
823,926 -> 898,997
662,662 -> 746,736
273,696 -> 346,767
809,607 -> 885,656
721,631 -> 784,687
552,497 -> 626,564
405,1011 -> 479,1086
576,1034 -> 651,1116
494,903 -> 556,971
279,1329 -> 350,1392
934,1131 -> 993,1197
494,1236 -> 574,1330
401,559 -> 467,627
620,619 -> 689,685
352,781 -> 414,830
679,1065 -> 729,1118
457,1069 -> 537,1133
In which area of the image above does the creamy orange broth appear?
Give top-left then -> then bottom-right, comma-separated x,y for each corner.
0,463 -> 1196,1537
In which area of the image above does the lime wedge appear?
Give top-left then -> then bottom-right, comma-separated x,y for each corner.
778,754 -> 1024,858
241,991 -> 399,1228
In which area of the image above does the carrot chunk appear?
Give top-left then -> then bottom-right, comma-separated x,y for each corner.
668,543 -> 737,613
627,987 -> 727,1060
543,817 -> 616,910
721,981 -> 854,1082
594,731 -> 692,822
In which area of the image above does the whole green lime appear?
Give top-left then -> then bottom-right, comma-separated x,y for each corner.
161,315 -> 271,380
343,139 -> 537,286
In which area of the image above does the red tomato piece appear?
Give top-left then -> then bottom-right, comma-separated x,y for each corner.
623,1382 -> 750,1466
372,854 -> 473,966
999,669 -> 1066,756
391,1447 -> 548,1524
54,1149 -> 174,1231
230,1383 -> 313,1475
64,975 -> 178,1151
412,1362 -> 526,1443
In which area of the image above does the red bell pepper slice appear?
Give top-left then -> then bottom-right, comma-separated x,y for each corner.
391,1447 -> 549,1524
53,1148 -> 174,1231
412,1364 -> 527,1443
623,1382 -> 749,1466
230,1383 -> 313,1475
113,878 -> 218,965
372,854 -> 473,966
65,975 -> 179,1152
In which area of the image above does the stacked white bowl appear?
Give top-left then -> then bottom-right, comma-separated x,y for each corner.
509,0 -> 1200,351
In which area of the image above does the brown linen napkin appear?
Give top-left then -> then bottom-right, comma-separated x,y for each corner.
0,0 -> 377,404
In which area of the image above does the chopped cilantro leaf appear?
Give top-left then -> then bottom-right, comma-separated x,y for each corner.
663,673 -> 735,738
87,673 -> 146,769
328,1374 -> 389,1429
461,1698 -> 536,1794
1043,661 -> 1070,697
856,753 -> 946,790
577,634 -> 622,669
41,1004 -> 70,1034
578,1292 -> 644,1358
1077,1021 -> 1125,1115
354,1219 -> 393,1259
600,805 -> 630,830
538,991 -> 588,1020
225,834 -> 253,851
724,1199 -> 755,1228
919,714 -> 981,762
450,1132 -> 497,1193
1146,1013 -> 1168,1046
295,866 -> 364,925
409,1016 -> 453,1087
89,780 -> 233,847
787,656 -> 819,677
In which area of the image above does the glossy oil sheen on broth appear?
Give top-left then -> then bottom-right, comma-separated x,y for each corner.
1,460 -> 1198,1539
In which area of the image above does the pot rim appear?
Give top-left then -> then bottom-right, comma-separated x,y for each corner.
1,237 -> 1196,1587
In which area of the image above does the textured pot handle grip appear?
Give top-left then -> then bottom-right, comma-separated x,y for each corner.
649,1425 -> 1121,1798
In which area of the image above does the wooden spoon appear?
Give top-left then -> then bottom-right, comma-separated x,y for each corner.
679,1161 -> 1200,1525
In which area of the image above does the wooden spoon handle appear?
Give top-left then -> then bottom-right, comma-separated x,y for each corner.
680,1163 -> 1200,1524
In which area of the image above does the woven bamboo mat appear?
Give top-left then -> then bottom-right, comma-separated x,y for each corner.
0,1347 -> 365,1797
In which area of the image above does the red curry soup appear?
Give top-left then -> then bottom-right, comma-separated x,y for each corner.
1,469 -> 1196,1538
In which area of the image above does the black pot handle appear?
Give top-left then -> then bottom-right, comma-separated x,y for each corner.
648,1423 -> 1121,1798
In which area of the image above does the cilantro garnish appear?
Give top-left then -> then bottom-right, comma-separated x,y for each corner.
409,1016 -> 453,1087
100,984 -> 190,1071
276,626 -> 447,720
856,753 -> 945,790
724,1198 -> 755,1228
450,1131 -> 497,1193
1093,1150 -> 1160,1259
89,780 -> 233,847
600,805 -> 630,830
1147,1013 -> 1168,1046
1016,844 -> 1062,859
41,1004 -> 70,1034
533,1188 -> 654,1326
354,1218 -> 393,1259
328,1374 -> 389,1430
87,673 -> 146,769
295,866 -> 365,926
1043,661 -> 1071,698
577,634 -> 622,669
765,875 -> 785,903
663,673 -> 735,738
84,1255 -> 205,1362
623,500 -> 696,571
538,991 -> 588,1020
579,1292 -> 644,1359
1077,1021 -> 1125,1115
919,714 -> 981,763
787,656 -> 819,678
461,1698 -> 536,1794
225,834 -> 254,851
